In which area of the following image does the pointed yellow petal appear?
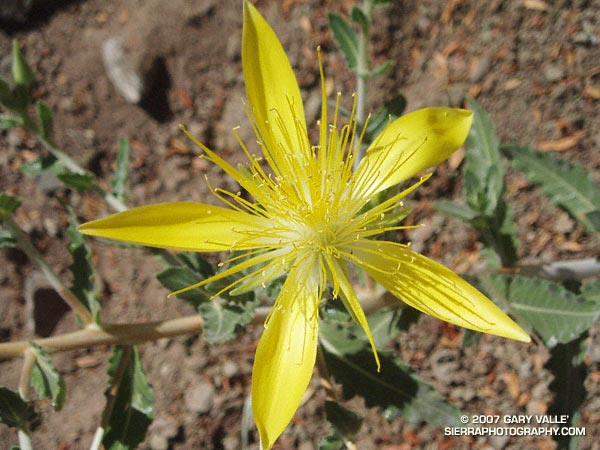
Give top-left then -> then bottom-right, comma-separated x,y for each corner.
354,108 -> 473,197
331,259 -> 380,371
252,271 -> 319,450
242,1 -> 308,158
78,202 -> 267,252
348,241 -> 530,342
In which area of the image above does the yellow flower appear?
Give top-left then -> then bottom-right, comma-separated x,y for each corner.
79,2 -> 530,448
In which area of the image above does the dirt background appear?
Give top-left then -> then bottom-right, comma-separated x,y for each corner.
1,0 -> 600,449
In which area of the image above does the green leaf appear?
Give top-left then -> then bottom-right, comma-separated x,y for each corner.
28,342 -> 66,411
463,96 -> 504,216
0,229 -> 17,248
36,101 -> 53,142
0,113 -> 24,130
433,200 -> 477,222
485,274 -> 600,347
111,137 -> 130,202
12,40 -> 36,88
319,433 -> 345,450
0,194 -> 21,220
581,279 -> 600,303
66,209 -> 102,322
0,387 -> 37,429
156,266 -> 213,307
198,295 -> 259,344
585,210 -> 600,232
19,153 -> 61,175
319,314 -> 463,426
324,400 -> 363,439
328,13 -> 359,70
156,254 -> 258,344
350,6 -> 368,29
0,78 -> 11,106
503,144 -> 600,233
102,346 -> 154,450
57,172 -> 96,191
373,0 -> 395,6
546,335 -> 587,450
367,60 -> 393,78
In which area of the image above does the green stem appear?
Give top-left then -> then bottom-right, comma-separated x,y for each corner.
5,216 -> 94,324
353,0 -> 373,170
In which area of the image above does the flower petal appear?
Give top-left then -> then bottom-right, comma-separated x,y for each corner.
348,241 -> 530,342
252,267 -> 319,449
242,1 -> 308,161
78,202 -> 267,252
354,108 -> 473,197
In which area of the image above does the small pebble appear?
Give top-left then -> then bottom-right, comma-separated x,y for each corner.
184,382 -> 215,414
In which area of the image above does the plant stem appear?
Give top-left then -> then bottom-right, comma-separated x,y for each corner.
5,216 -> 94,324
353,0 -> 373,170
0,290 -> 399,359
18,348 -> 36,400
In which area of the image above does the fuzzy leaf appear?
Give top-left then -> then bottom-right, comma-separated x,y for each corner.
0,229 -> 17,248
319,433 -> 345,450
0,79 -> 11,106
28,342 -> 66,411
111,137 -> 130,202
503,144 -> 600,233
36,101 -> 53,142
57,173 -> 96,192
19,154 -> 61,175
12,40 -> 36,88
157,254 -> 258,344
366,60 -> 393,78
0,387 -> 37,429
433,200 -> 478,222
102,346 -> 154,450
0,113 -> 24,130
67,209 -> 102,322
350,6 -> 368,28
464,96 -> 504,215
485,274 -> 600,347
0,194 -> 21,220
319,312 -> 462,426
328,13 -> 359,70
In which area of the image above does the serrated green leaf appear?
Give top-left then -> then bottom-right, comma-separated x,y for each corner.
102,346 -> 153,450
57,172 -> 96,191
111,137 -> 130,202
485,274 -> 600,347
328,13 -> 359,70
320,315 -> 462,426
0,387 -> 37,429
156,266 -> 212,307
0,113 -> 24,130
12,40 -> 36,88
324,400 -> 363,439
67,209 -> 102,322
37,101 -> 53,142
28,342 -> 66,411
0,194 -> 21,220
198,295 -> 259,344
433,200 -> 477,222
464,97 -> 504,215
503,144 -> 600,233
